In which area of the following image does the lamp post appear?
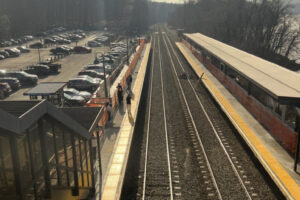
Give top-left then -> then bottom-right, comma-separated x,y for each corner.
38,47 -> 41,63
102,55 -> 108,98
95,52 -> 108,98
126,36 -> 129,65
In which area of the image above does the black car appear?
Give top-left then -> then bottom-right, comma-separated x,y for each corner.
24,65 -> 51,76
67,78 -> 98,92
39,61 -> 61,73
50,47 -> 70,55
29,42 -> 43,49
0,77 -> 21,90
4,71 -> 38,85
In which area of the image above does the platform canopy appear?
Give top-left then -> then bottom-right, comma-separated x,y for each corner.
185,33 -> 300,103
23,82 -> 67,96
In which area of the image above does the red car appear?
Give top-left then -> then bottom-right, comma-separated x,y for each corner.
73,46 -> 92,54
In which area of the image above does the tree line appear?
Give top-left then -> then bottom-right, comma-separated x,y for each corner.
168,0 -> 300,71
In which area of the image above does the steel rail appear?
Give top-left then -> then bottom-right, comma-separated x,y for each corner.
158,31 -> 174,200
142,26 -> 174,200
142,32 -> 156,200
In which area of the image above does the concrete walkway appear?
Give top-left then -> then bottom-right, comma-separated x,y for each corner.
92,44 -> 147,200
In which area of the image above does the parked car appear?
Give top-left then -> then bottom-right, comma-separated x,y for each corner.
83,64 -> 104,73
44,38 -> 56,44
73,46 -> 92,54
29,42 -> 43,48
0,50 -> 10,58
67,77 -> 99,92
0,70 -> 6,77
78,70 -> 104,79
76,75 -> 101,84
64,93 -> 86,106
17,46 -> 30,53
56,38 -> 71,44
24,35 -> 34,41
4,71 -> 38,85
64,88 -> 91,101
94,56 -> 114,64
10,39 -> 19,45
0,82 -> 12,96
24,65 -> 51,76
2,41 -> 12,47
5,48 -> 20,57
0,55 -> 5,60
61,45 -> 73,52
39,61 -> 61,73
88,41 -> 101,47
0,77 -> 21,90
50,47 -> 70,55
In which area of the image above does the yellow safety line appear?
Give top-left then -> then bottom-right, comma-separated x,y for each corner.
176,42 -> 300,200
102,44 -> 151,200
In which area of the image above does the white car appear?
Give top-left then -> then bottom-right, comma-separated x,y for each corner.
64,88 -> 91,100
76,75 -> 101,84
64,93 -> 86,106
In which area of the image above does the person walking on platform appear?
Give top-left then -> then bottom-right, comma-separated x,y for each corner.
117,83 -> 123,106
126,74 -> 133,91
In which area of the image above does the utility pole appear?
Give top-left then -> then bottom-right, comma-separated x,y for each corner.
102,55 -> 108,98
38,48 -> 41,63
126,37 -> 129,65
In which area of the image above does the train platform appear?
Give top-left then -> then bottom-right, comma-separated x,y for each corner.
176,42 -> 300,199
99,43 -> 151,200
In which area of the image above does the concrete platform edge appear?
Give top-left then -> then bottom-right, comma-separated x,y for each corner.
101,43 -> 151,200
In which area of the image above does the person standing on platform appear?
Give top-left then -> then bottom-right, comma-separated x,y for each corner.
117,83 -> 123,106
126,92 -> 132,115
106,102 -> 112,121
126,74 -> 133,91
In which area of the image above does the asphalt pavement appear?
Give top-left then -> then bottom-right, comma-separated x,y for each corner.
0,32 -> 112,101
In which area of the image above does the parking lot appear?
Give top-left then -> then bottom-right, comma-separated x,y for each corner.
0,32 -> 113,101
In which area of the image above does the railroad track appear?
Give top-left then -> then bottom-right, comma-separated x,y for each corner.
122,25 -> 279,200
160,25 -> 278,199
136,28 -> 175,200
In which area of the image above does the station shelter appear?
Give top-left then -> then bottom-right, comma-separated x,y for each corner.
182,33 -> 300,154
23,82 -> 66,106
0,100 -> 105,200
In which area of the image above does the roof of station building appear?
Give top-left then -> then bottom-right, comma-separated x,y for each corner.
0,100 -> 104,138
184,33 -> 300,102
23,82 -> 66,96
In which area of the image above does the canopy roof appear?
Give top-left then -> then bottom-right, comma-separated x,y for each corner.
185,33 -> 300,103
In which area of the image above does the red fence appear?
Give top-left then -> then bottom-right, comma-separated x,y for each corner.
182,39 -> 297,154
85,40 -> 146,127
